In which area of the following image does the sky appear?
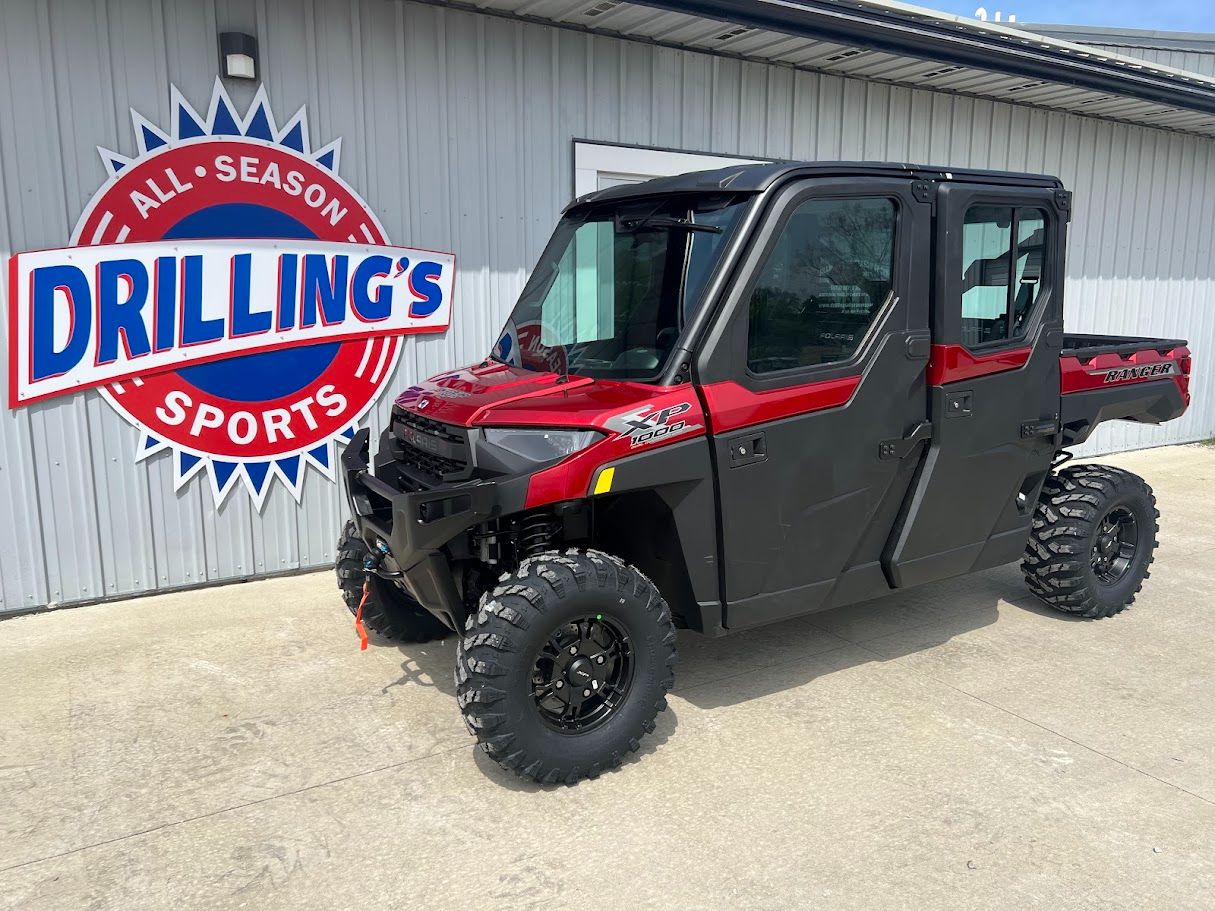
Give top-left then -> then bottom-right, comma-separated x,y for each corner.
922,0 -> 1215,33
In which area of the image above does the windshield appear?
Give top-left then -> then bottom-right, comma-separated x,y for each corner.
492,193 -> 752,380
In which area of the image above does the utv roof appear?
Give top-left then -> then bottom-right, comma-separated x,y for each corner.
569,160 -> 1063,210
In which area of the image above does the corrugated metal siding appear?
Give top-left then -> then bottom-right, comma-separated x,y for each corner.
0,0 -> 1212,612
478,1 -> 1215,138
1081,43 -> 1215,79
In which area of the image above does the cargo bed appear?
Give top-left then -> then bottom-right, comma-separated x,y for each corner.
1062,333 -> 1189,360
1059,335 -> 1191,445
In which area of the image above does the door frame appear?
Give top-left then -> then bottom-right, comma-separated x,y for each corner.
932,183 -> 1066,354
884,181 -> 1069,589
693,174 -> 934,627
695,176 -> 929,389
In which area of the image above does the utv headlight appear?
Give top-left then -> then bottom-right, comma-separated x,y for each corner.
483,428 -> 604,462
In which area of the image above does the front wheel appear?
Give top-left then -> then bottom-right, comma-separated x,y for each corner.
1022,464 -> 1159,619
456,550 -> 677,784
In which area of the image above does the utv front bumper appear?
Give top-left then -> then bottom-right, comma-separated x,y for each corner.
341,428 -> 528,631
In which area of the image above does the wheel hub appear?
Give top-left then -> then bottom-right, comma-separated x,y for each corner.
1091,506 -> 1138,584
566,656 -> 596,687
530,616 -> 633,732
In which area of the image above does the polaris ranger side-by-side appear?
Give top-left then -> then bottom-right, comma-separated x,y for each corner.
337,162 -> 1191,784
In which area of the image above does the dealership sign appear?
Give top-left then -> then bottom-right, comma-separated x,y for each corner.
6,81 -> 454,508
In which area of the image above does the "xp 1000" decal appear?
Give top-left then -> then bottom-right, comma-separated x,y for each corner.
1096,362 -> 1177,384
608,402 -> 700,448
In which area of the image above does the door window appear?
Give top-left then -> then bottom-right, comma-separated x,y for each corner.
960,205 -> 1049,346
746,197 -> 897,374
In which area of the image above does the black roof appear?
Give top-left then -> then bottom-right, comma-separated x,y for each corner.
570,160 -> 1063,210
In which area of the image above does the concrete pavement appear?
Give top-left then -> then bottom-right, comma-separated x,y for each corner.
2,444 -> 1214,910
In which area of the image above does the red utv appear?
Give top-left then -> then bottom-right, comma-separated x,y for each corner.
337,162 -> 1191,783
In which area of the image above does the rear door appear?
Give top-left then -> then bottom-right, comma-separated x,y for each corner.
695,177 -> 933,630
887,183 -> 1068,587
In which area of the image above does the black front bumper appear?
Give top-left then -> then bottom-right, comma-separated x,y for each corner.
341,428 -> 527,631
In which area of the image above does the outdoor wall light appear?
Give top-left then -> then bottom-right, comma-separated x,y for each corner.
219,32 -> 258,80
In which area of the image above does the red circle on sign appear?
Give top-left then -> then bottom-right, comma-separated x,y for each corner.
76,141 -> 385,247
74,138 -> 398,463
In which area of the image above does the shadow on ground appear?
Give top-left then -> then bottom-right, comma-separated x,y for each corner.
369,561 -> 1059,722
360,562 -> 1081,788
380,637 -> 459,697
469,704 -> 680,792
671,564 -> 1046,711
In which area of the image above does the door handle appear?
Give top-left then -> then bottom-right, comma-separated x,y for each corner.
728,431 -> 767,467
945,390 -> 973,418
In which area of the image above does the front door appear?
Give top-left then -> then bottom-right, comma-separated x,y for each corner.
887,183 -> 1067,587
696,177 -> 933,630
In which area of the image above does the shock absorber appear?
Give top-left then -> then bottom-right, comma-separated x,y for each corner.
518,511 -> 560,559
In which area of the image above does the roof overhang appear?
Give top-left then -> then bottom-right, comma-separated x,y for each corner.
1025,23 -> 1215,54
431,0 -> 1215,138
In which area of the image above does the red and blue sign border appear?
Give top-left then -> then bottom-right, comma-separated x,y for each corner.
57,79 -> 414,510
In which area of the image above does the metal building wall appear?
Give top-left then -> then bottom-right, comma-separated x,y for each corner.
1072,44 -> 1215,78
0,0 -> 1212,613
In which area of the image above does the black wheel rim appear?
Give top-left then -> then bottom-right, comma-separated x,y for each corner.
530,615 -> 634,733
1092,506 -> 1138,585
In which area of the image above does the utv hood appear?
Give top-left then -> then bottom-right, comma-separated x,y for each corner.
392,361 -> 682,429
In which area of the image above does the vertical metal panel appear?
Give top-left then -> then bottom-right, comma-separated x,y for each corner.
0,0 -> 1213,612
0,5 -> 50,613
1082,44 -> 1215,79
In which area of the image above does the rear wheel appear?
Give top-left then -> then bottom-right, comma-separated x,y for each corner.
335,520 -> 451,642
1022,464 -> 1159,619
456,549 -> 677,784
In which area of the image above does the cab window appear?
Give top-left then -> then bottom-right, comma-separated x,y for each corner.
747,197 -> 896,374
960,206 -> 1049,346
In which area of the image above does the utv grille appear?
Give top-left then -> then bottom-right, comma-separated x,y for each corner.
396,411 -> 465,443
390,409 -> 470,485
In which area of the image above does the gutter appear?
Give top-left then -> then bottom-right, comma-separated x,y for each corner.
1024,23 -> 1215,54
631,0 -> 1215,117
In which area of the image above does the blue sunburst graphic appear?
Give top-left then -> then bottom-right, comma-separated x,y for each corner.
90,79 -> 386,511
97,80 -> 342,179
